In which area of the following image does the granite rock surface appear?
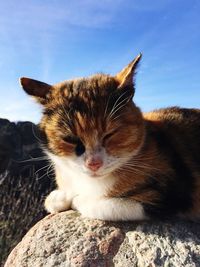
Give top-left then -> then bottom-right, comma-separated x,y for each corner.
5,210 -> 200,267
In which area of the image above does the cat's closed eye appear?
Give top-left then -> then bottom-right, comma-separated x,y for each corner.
103,130 -> 117,144
62,135 -> 85,156
62,135 -> 79,144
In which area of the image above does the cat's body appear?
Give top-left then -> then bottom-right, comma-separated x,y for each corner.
20,54 -> 200,221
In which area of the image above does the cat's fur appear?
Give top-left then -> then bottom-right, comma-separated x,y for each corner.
20,54 -> 200,221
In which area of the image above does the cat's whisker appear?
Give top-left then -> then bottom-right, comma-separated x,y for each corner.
122,162 -> 152,170
108,97 -> 128,120
34,164 -> 51,177
118,154 -> 158,163
117,167 -> 148,177
13,156 -> 49,163
57,99 -> 73,130
123,164 -> 154,173
133,155 -> 159,161
109,113 -> 124,122
36,168 -> 54,181
104,94 -> 112,119
118,166 -> 167,186
35,163 -> 55,181
109,95 -> 132,120
125,159 -> 156,166
123,160 -> 160,170
39,162 -> 55,180
109,98 -> 131,121
47,163 -> 55,178
31,123 -> 45,145
57,108 -> 71,130
107,91 -> 128,119
124,166 -> 159,175
118,157 -> 162,172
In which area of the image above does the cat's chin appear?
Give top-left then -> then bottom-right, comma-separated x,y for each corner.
84,165 -> 120,179
89,173 -> 107,178
85,171 -> 110,179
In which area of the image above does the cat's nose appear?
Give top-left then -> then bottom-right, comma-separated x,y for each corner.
86,158 -> 103,171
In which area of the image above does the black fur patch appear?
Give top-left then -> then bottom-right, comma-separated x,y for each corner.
143,128 -> 194,219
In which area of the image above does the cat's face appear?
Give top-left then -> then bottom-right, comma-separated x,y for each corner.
20,54 -> 144,178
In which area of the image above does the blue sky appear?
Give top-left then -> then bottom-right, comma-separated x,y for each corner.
0,0 -> 199,123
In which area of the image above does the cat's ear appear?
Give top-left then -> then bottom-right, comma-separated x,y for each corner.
116,53 -> 142,90
20,77 -> 52,104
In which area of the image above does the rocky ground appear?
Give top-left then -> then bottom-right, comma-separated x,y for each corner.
0,119 -> 55,265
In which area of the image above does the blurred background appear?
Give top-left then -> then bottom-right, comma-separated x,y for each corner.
0,0 -> 200,123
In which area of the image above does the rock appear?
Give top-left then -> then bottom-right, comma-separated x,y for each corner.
5,211 -> 200,267
0,118 -> 19,173
0,119 -> 49,181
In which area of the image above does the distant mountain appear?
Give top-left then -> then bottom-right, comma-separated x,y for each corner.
0,118 -> 55,265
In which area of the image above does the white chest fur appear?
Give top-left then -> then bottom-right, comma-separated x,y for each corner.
45,152 -> 146,221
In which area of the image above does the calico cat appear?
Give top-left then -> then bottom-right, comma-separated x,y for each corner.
20,54 -> 200,221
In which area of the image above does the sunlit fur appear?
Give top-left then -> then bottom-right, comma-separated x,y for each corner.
21,56 -> 200,221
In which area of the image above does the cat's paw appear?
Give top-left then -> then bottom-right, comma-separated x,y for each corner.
71,195 -> 84,211
45,189 -> 71,214
72,195 -> 146,221
71,195 -> 101,219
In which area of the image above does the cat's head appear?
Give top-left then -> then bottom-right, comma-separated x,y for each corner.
20,54 -> 145,178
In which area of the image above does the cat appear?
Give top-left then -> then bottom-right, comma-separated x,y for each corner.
20,53 -> 200,221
